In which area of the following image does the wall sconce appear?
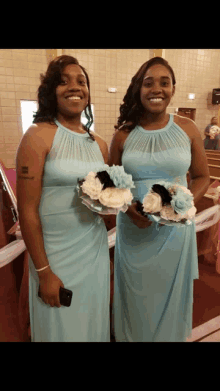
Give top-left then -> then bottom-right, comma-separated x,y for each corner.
188,93 -> 195,100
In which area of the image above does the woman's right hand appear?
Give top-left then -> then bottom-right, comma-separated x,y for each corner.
126,202 -> 153,229
38,268 -> 65,308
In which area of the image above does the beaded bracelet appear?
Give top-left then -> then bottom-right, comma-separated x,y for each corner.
36,265 -> 50,272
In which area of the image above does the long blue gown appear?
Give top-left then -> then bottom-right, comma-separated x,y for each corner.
29,120 -> 110,342
113,114 -> 199,342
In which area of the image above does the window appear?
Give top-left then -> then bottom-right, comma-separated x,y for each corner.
20,100 -> 38,134
81,105 -> 95,131
20,100 -> 95,134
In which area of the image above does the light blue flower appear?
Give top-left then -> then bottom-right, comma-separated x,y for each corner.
170,187 -> 193,215
102,164 -> 135,189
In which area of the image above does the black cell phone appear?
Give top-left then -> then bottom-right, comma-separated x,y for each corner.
38,286 -> 73,307
59,287 -> 72,307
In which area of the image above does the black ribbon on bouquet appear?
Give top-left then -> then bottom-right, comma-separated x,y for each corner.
136,184 -> 172,217
95,171 -> 116,190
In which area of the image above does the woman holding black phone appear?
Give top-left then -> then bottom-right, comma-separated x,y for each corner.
16,55 -> 110,342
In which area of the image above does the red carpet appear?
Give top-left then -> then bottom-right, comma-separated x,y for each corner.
193,259 -> 220,329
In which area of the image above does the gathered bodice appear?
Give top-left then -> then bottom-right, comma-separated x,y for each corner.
42,119 -> 105,188
122,114 -> 192,202
39,120 -> 105,217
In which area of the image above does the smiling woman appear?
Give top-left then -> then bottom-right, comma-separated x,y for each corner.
110,56 -> 210,342
114,56 -> 176,133
33,55 -> 94,139
16,55 -> 110,342
139,65 -> 175,128
55,64 -> 89,133
142,76 -> 173,104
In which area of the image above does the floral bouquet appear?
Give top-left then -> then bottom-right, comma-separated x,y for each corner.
136,180 -> 197,226
77,164 -> 135,215
209,125 -> 220,139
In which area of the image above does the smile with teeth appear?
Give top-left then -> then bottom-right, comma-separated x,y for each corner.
66,96 -> 82,100
149,98 -> 163,102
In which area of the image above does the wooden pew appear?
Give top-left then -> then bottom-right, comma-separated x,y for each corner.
208,165 -> 220,177
195,178 -> 220,271
205,149 -> 220,176
206,153 -> 220,158
187,151 -> 220,271
205,150 -> 220,178
207,158 -> 220,166
210,176 -> 220,185
205,149 -> 220,156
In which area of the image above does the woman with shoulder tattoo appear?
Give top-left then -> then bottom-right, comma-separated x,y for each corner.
16,55 -> 110,342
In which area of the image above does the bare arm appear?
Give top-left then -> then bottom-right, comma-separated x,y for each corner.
16,125 -> 51,272
93,132 -> 109,164
16,125 -> 64,307
188,122 -> 210,204
108,129 -> 124,166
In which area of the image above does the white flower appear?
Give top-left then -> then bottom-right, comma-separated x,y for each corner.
121,188 -> 133,205
160,203 -> 196,222
81,172 -> 103,200
180,198 -> 196,220
98,188 -> 133,208
181,205 -> 197,220
143,192 -> 162,214
187,205 -> 197,219
160,205 -> 182,222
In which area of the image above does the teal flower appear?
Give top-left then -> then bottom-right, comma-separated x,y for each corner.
102,164 -> 135,189
170,187 -> 193,215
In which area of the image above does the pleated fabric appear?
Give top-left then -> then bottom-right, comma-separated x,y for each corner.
29,120 -> 110,342
113,114 -> 199,342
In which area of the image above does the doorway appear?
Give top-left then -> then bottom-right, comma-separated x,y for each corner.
177,108 -> 196,121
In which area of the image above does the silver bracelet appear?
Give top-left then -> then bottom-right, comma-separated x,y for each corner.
36,265 -> 50,272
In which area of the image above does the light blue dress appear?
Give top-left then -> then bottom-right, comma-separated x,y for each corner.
29,120 -> 110,342
113,114 -> 199,342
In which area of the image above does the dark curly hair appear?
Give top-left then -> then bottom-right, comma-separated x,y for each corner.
115,57 -> 176,132
33,55 -> 95,141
